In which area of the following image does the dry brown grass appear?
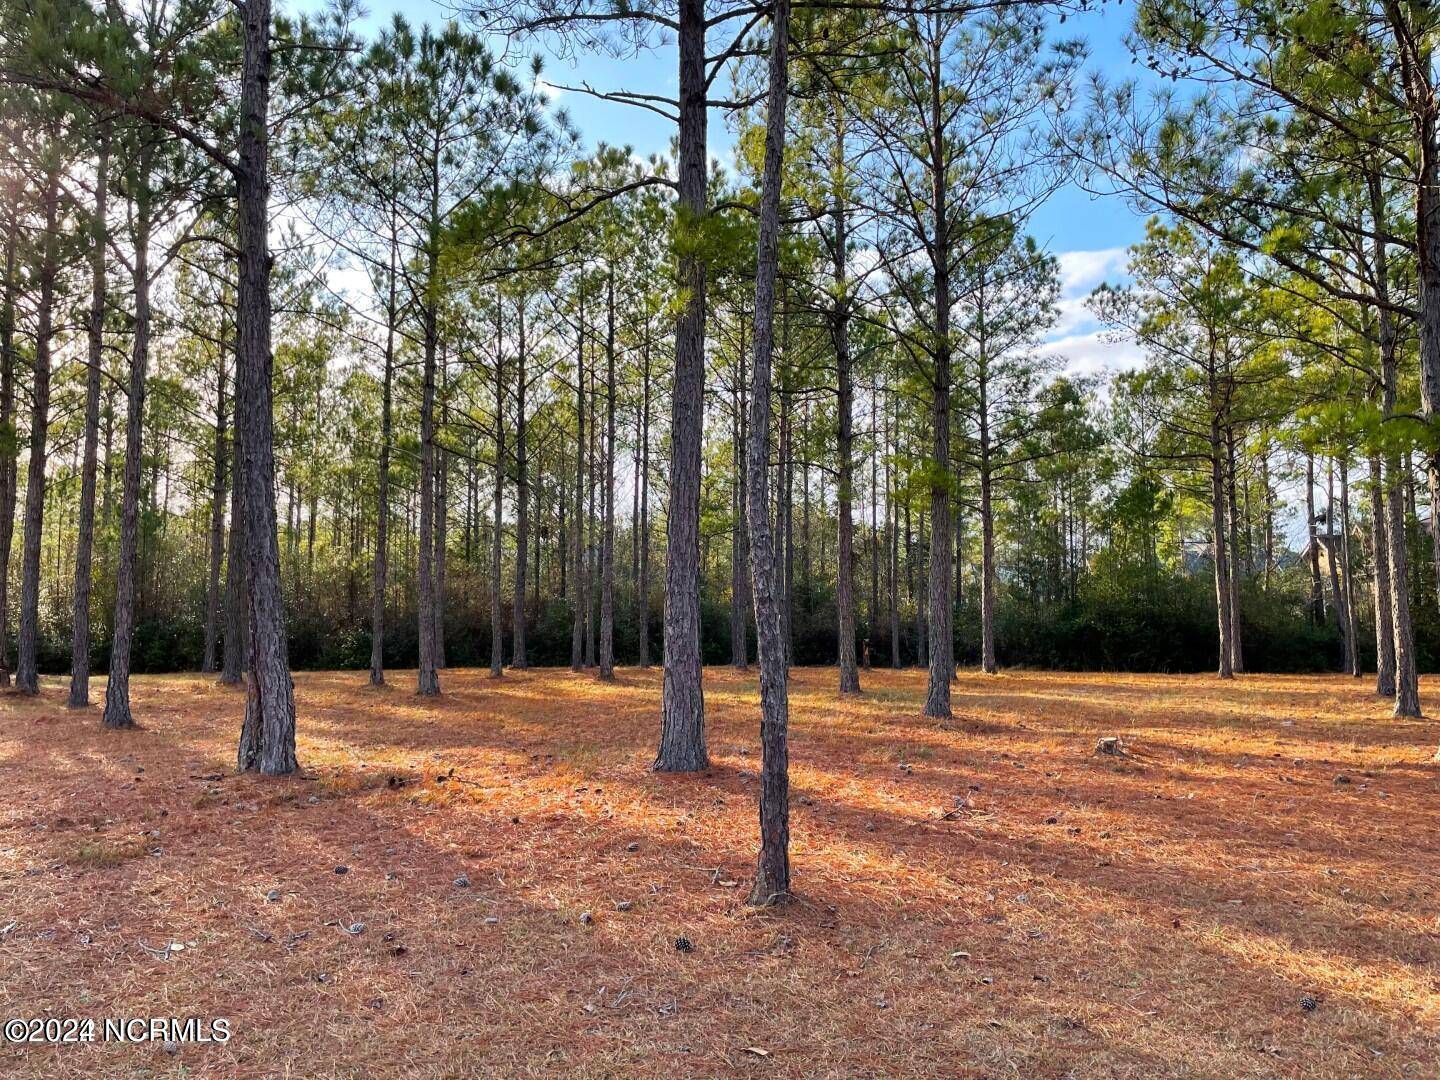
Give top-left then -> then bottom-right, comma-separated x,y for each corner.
1,666 -> 1439,1078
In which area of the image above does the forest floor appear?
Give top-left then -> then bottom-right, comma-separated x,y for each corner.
0,667 -> 1438,1078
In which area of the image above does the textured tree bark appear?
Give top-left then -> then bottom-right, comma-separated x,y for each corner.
234,0 -> 298,774
655,0 -> 709,771
1369,456 -> 1396,696
415,161 -> 441,697
69,129 -> 110,707
1323,458 -> 1354,677
833,168 -> 859,694
435,388 -> 448,670
978,362 -> 997,676
599,272 -> 616,680
201,344 -> 228,674
745,0 -> 791,906
1407,74 -> 1440,619
881,397 -> 892,668
513,296 -> 529,668
0,223 -> 17,687
923,38 -> 953,719
491,347 -> 505,679
730,317 -> 749,671
638,336 -> 652,669
1369,170 -> 1419,717
1225,429 -> 1244,673
1210,419 -> 1234,680
101,184 -> 151,730
16,163 -> 60,696
869,391 -> 878,666
571,290 -> 586,672
369,229 -> 397,686
779,395 -> 793,664
1385,467 -> 1420,717
585,363 -> 597,669
221,400 -> 247,686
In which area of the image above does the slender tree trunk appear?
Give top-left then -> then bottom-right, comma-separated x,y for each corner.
655,0 -> 709,771
0,220 -> 17,686
414,161 -> 442,698
434,355 -> 449,670
886,397 -> 899,668
834,162 -> 859,694
1210,419 -> 1234,680
221,411 -> 247,686
369,228 -> 397,686
923,35 -> 953,718
16,163 -> 60,696
639,336 -> 652,669
978,360 -> 997,675
1326,457 -> 1355,675
234,0 -> 298,773
1370,456 -> 1396,696
100,187 -> 152,730
745,0 -> 792,905
571,290 -> 586,672
490,349 -> 505,678
69,130 -> 110,706
585,364 -> 597,669
868,391 -> 878,666
599,272 -> 617,680
513,296 -> 529,668
730,314 -> 750,670
1225,428 -> 1244,673
1369,167 -> 1420,717
1306,451 -> 1324,624
781,394 -> 794,665
201,346 -> 228,674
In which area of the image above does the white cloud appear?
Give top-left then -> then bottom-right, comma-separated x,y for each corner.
1043,247 -> 1135,367
1055,246 -> 1129,295
1039,330 -> 1144,378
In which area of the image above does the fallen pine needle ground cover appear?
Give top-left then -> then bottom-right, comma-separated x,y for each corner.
0,666 -> 1438,1078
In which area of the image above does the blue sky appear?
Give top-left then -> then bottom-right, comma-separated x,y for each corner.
300,0 -> 1151,374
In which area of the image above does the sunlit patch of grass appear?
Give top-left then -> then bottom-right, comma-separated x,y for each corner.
68,837 -> 147,867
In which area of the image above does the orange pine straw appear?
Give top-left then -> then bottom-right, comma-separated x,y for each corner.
1,667 -> 1437,1077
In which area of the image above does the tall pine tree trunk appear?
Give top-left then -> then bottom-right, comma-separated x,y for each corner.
1370,169 -> 1420,717
234,0 -> 297,773
16,162 -> 60,696
0,221 -> 18,686
414,173 -> 441,697
745,0 -> 792,905
923,39 -> 953,718
201,346 -> 228,674
369,234 -> 396,686
101,183 -> 151,730
655,0 -> 709,771
1326,457 -> 1354,675
638,336 -> 652,669
599,272 -> 616,680
571,295 -> 586,672
221,405 -> 247,685
1370,456 -> 1396,696
1210,419 -> 1234,680
834,166 -> 859,694
69,129 -> 109,707
490,349 -> 505,679
513,296 -> 529,668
